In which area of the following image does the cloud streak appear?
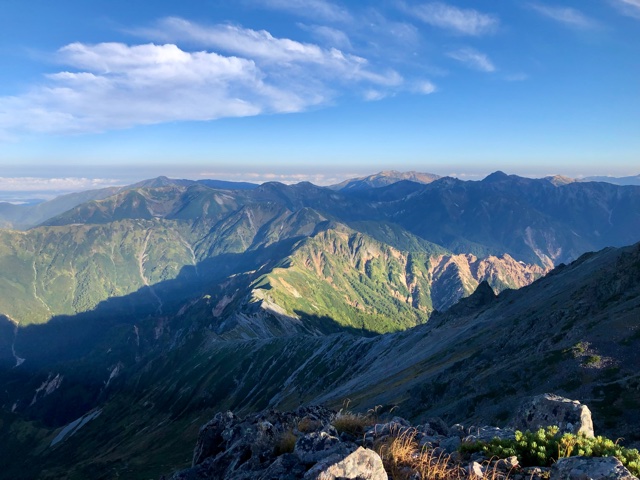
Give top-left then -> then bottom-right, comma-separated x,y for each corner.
0,177 -> 122,192
529,3 -> 597,28
403,2 -> 498,36
611,0 -> 640,19
254,0 -> 352,22
447,48 -> 495,72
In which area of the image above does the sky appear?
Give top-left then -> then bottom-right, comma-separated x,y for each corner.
0,0 -> 639,192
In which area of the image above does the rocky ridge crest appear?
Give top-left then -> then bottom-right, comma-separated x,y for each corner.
165,394 -> 637,480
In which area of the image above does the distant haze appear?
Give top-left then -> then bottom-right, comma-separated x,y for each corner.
0,167 -> 639,202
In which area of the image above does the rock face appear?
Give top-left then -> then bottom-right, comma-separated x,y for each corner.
304,447 -> 387,480
551,456 -> 637,480
166,395 -> 636,480
512,394 -> 594,437
168,406 -> 386,480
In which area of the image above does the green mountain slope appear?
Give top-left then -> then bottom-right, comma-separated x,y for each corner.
0,187 -> 122,230
0,220 -> 198,325
1,242 -> 638,479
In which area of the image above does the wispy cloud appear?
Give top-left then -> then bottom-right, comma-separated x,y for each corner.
403,2 -> 499,36
611,0 -> 640,19
254,0 -> 352,22
529,3 -> 597,28
505,73 -> 529,82
0,177 -> 121,192
298,24 -> 353,50
412,80 -> 437,94
198,171 -> 350,186
447,48 -> 495,72
0,18 -> 411,137
137,18 -> 402,85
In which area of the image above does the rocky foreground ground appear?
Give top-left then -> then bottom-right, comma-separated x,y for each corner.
163,394 -> 639,480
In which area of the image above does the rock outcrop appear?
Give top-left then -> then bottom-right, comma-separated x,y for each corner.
551,456 -> 636,480
512,393 -> 594,437
167,406 -> 386,480
166,394 -> 637,480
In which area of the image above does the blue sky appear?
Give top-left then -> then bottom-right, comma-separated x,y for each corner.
0,0 -> 639,189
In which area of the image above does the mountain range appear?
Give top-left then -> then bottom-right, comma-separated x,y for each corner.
0,170 -> 639,479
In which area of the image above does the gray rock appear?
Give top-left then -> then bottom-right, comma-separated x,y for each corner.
551,456 -> 638,480
294,431 -> 355,464
464,426 -> 516,443
192,411 -> 239,466
449,423 -> 466,438
425,417 -> 450,436
513,394 -> 594,437
304,447 -> 388,480
469,461 -> 485,479
493,456 -> 519,471
440,436 -> 462,453
258,453 -> 308,480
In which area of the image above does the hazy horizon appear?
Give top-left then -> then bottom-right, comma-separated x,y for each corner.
0,165 -> 638,203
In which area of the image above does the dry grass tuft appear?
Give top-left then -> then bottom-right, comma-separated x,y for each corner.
376,428 -> 464,480
274,429 -> 297,456
376,429 -> 519,480
332,412 -> 374,437
297,416 -> 323,433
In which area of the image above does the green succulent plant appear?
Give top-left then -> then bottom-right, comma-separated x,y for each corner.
460,426 -> 640,476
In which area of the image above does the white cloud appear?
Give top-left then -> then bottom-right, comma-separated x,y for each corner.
198,171 -> 349,185
364,89 -> 387,101
611,0 -> 640,19
0,43 -> 276,135
254,0 -> 352,22
404,2 -> 498,36
0,177 -> 121,192
529,3 -> 597,28
0,19 -> 409,137
413,80 -> 437,94
298,24 -> 352,50
447,48 -> 495,72
137,18 -> 402,86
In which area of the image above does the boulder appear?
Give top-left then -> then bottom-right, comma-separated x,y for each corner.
303,447 -> 387,480
294,431 -> 355,464
463,426 -> 516,443
192,411 -> 239,466
469,461 -> 485,479
512,394 -> 594,437
551,456 -> 638,480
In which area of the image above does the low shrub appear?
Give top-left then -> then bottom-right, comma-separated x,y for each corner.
460,426 -> 640,476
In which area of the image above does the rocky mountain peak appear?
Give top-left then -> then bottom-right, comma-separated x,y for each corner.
482,170 -> 510,182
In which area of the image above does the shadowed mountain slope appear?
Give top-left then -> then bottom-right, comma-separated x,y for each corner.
0,241 -> 638,479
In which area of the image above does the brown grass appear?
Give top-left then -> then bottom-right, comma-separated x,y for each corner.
376,429 -> 518,480
376,429 -> 463,480
274,429 -> 297,456
297,417 -> 323,433
332,412 -> 375,437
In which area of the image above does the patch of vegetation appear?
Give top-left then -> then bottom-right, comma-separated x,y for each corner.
572,342 -> 588,355
376,428 -> 464,480
460,426 -> 640,476
583,355 -> 601,366
274,429 -> 296,456
297,416 -> 322,433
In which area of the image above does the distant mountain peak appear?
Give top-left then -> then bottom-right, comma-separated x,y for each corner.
126,176 -> 195,189
482,171 -> 510,182
545,175 -> 576,186
330,170 -> 441,191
